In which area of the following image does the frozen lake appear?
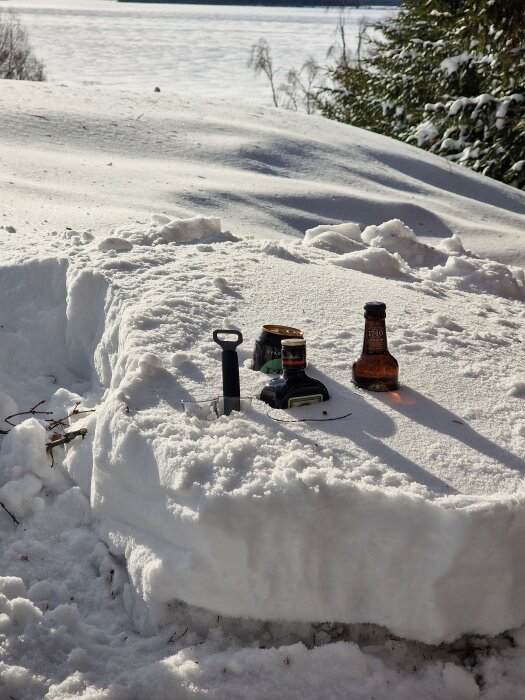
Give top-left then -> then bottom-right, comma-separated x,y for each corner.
2,0 -> 393,103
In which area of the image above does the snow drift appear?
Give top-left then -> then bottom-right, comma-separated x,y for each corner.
0,84 -> 524,697
1,210 -> 522,645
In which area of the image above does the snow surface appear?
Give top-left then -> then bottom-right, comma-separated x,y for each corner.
1,0 -> 394,102
0,80 -> 524,697
1,80 -> 524,265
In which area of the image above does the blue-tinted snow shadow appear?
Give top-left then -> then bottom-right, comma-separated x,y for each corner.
254,193 -> 455,240
260,371 -> 457,496
373,387 -> 525,475
376,152 -> 525,217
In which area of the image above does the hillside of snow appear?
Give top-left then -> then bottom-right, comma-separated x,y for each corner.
1,81 -> 524,265
0,81 -> 524,699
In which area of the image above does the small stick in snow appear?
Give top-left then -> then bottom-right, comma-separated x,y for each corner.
46,401 -> 95,430
4,400 -> 53,427
168,627 -> 188,643
46,428 -> 88,467
0,501 -> 19,525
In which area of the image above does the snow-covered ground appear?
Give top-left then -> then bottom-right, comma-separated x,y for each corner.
0,80 -> 524,698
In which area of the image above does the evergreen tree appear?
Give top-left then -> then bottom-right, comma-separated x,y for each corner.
316,0 -> 525,189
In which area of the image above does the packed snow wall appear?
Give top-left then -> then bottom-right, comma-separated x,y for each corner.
61,216 -> 525,644
0,216 -> 523,645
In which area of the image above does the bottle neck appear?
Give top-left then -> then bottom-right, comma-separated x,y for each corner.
283,366 -> 307,379
362,318 -> 389,354
282,343 -> 307,379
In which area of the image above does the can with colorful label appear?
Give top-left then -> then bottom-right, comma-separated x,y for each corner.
252,324 -> 304,374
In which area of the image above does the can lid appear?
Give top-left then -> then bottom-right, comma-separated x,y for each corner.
281,338 -> 306,347
262,324 -> 303,338
364,301 -> 386,319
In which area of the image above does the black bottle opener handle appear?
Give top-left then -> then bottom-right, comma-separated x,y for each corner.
213,330 -> 243,415
213,329 -> 243,352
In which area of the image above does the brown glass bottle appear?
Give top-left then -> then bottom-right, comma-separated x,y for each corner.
352,302 -> 399,392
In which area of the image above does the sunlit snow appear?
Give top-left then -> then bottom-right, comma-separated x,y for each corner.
1,0 -> 394,102
0,60 -> 524,700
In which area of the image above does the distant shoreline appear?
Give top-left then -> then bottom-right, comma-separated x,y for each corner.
117,1 -> 400,5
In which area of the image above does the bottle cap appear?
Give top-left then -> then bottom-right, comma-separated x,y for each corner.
281,338 -> 306,347
364,301 -> 386,319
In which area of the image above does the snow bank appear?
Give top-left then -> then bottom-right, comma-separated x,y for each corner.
360,219 -> 447,268
106,215 -> 231,249
0,154 -> 523,647
0,214 -> 517,644
319,217 -> 524,299
1,81 -> 524,268
0,78 -> 524,698
303,222 -> 364,254
329,247 -> 412,279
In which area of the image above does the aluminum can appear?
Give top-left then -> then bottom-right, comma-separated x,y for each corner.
252,324 -> 304,374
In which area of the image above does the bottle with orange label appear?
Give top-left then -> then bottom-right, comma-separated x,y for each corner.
352,301 -> 399,392
259,338 -> 329,409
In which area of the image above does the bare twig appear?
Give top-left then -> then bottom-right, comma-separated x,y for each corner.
169,627 -> 188,643
46,428 -> 88,467
5,400 -> 53,427
46,401 -> 95,430
0,501 -> 19,525
46,428 -> 88,448
248,39 -> 279,107
279,58 -> 320,114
